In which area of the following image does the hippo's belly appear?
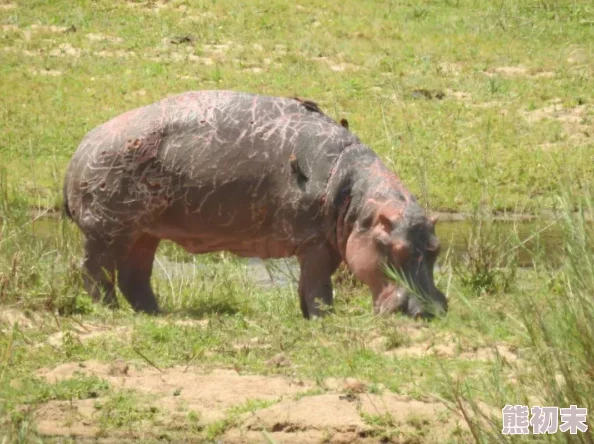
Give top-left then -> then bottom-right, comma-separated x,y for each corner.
165,235 -> 299,259
144,170 -> 323,259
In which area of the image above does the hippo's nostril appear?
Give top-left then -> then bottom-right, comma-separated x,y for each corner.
413,310 -> 435,321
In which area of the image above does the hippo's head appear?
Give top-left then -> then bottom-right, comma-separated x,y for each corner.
344,205 -> 447,319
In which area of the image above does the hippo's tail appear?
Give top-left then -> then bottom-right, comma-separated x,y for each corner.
62,182 -> 72,220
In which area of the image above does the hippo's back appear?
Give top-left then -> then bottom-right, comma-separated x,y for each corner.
64,90 -> 360,256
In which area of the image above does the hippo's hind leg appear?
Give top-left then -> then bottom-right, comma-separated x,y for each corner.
81,236 -> 118,308
116,234 -> 161,314
297,245 -> 341,319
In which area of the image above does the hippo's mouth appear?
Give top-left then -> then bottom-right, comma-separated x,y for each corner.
375,285 -> 442,319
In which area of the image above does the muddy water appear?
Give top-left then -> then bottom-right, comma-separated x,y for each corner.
29,216 -> 565,288
435,219 -> 564,268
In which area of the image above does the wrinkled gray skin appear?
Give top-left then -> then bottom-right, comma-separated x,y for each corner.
63,90 -> 447,319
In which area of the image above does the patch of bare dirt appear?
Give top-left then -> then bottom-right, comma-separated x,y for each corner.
2,46 -> 38,56
233,336 -> 272,353
177,74 -> 201,80
244,66 -> 264,74
444,88 -> 507,113
182,11 -> 217,23
323,377 -> 370,394
125,89 -> 147,99
0,2 -> 17,10
30,24 -> 71,33
226,393 -> 465,443
42,324 -> 132,348
49,43 -> 81,58
566,45 -> 589,65
313,56 -> 361,72
125,0 -> 169,12
34,399 -> 102,438
438,62 -> 463,76
1,24 -> 74,42
445,88 -> 472,102
386,341 -> 518,363
1,24 -> 19,32
202,42 -> 234,55
484,66 -> 555,78
154,39 -> 237,64
371,328 -> 519,363
86,33 -> 123,43
94,49 -> 137,59
155,317 -> 209,328
30,313 -> 205,350
29,68 -> 63,77
0,308 -> 47,331
31,358 -> 470,442
224,428 -> 341,444
523,100 -> 592,142
36,361 -> 312,425
3,44 -> 136,60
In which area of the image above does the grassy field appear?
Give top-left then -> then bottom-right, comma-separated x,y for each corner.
1,0 -> 594,442
1,0 -> 593,212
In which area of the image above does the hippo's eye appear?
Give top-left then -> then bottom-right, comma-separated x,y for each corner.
392,241 -> 410,262
426,235 -> 441,254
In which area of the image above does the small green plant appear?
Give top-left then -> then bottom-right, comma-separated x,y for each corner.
452,217 -> 518,296
383,329 -> 412,350
205,419 -> 231,440
44,373 -> 111,402
98,392 -> 159,429
361,411 -> 396,428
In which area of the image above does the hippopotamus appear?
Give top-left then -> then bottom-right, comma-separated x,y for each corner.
63,90 -> 447,319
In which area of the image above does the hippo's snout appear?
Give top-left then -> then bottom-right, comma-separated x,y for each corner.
377,286 -> 447,320
408,287 -> 448,319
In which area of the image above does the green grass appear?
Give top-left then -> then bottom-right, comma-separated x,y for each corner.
1,0 -> 594,442
1,187 -> 593,441
1,0 -> 593,212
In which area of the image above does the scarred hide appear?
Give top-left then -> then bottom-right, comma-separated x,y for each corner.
63,90 -> 447,318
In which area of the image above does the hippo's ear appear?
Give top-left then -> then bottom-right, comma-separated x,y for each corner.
340,118 -> 349,129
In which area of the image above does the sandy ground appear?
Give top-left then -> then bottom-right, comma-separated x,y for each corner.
33,359 -> 467,443
0,308 -> 493,442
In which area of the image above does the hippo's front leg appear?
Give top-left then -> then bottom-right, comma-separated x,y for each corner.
297,245 -> 341,319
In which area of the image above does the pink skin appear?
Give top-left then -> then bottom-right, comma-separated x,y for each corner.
344,206 -> 441,317
345,210 -> 403,311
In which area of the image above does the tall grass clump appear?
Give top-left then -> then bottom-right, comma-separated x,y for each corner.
446,189 -> 594,443
0,173 -> 89,314
450,208 -> 521,297
152,248 -> 256,318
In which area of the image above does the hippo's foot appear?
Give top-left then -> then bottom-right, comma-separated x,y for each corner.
116,234 -> 161,314
82,233 -> 161,314
82,237 -> 118,308
297,245 -> 341,319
